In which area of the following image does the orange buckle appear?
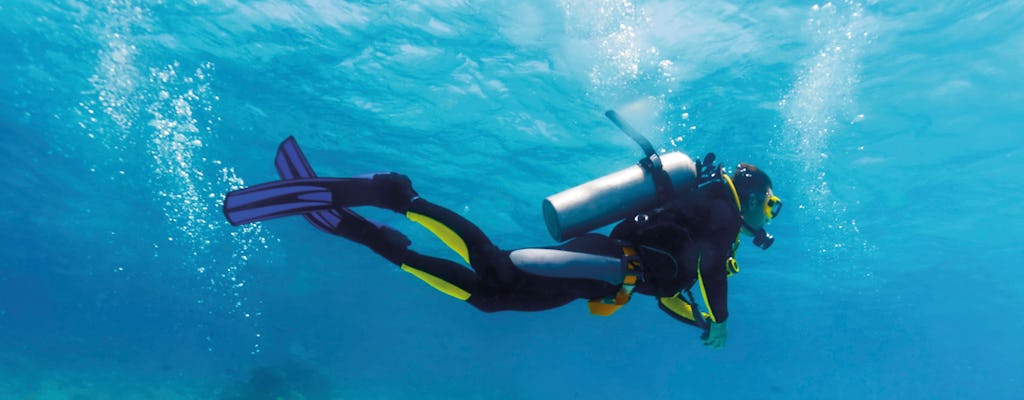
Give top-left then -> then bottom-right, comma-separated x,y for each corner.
622,246 -> 641,285
623,246 -> 638,257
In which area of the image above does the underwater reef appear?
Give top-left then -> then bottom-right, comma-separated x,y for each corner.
218,362 -> 333,400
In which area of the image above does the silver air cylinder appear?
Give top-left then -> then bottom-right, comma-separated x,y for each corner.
542,151 -> 697,242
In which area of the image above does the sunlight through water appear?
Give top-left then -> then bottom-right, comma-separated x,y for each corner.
778,1 -> 875,264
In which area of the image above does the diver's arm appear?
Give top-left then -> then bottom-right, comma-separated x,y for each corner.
698,199 -> 740,323
696,241 -> 731,349
697,240 -> 730,323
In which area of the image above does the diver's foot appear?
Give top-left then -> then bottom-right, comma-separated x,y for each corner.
366,225 -> 412,265
371,172 -> 419,213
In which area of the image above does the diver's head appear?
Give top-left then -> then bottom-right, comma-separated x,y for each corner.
732,163 -> 781,235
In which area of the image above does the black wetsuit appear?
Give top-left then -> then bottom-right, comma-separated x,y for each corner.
364,176 -> 741,321
224,166 -> 741,324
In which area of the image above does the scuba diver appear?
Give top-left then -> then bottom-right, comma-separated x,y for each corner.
222,111 -> 782,349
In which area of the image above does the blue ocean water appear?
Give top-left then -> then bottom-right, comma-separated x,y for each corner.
2,0 -> 1022,398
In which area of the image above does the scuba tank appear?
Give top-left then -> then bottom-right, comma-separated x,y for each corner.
542,111 -> 698,242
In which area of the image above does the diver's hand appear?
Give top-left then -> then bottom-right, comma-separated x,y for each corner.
703,320 -> 727,349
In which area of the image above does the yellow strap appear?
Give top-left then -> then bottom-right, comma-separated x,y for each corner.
401,264 -> 472,301
696,253 -> 718,323
406,211 -> 470,264
720,176 -> 743,278
722,174 -> 742,212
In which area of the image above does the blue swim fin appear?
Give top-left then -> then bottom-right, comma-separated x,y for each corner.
273,136 -> 379,236
274,136 -> 318,180
222,178 -> 337,226
223,136 -> 413,263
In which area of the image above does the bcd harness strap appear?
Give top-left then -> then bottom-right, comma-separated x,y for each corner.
587,246 -> 642,316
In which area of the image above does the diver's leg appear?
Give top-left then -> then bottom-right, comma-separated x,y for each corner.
315,208 -> 412,266
475,276 -> 617,312
322,172 -> 420,213
404,198 -> 521,286
293,174 -> 514,283
330,201 -> 619,313
226,171 -> 535,310
395,248 -> 591,314
508,248 -> 624,285
282,173 -> 492,257
507,233 -> 627,284
397,250 -> 480,303
320,207 -> 483,303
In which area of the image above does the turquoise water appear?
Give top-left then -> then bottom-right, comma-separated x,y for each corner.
2,0 -> 1022,398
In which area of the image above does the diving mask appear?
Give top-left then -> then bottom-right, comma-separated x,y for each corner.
745,194 -> 782,250
765,195 -> 782,221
